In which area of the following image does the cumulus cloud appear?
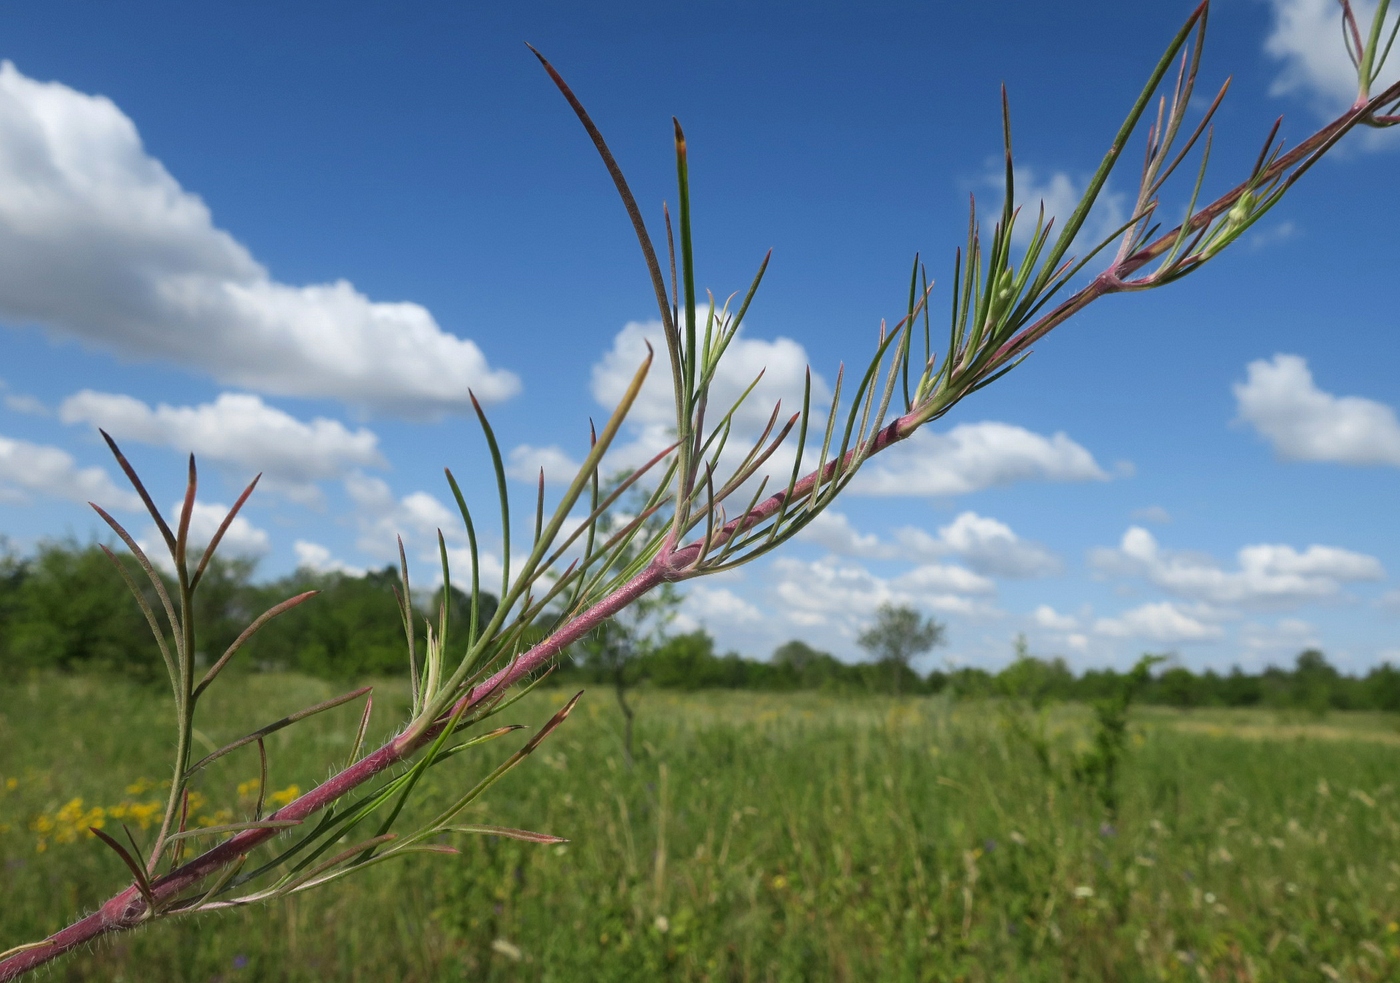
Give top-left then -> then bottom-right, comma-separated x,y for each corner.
682,585 -> 764,627
294,540 -> 365,577
798,510 -> 894,559
341,470 -> 504,587
345,471 -> 456,558
988,165 -> 1128,249
1239,617 -> 1319,663
140,499 -> 270,575
182,500 -> 270,557
1033,604 -> 1079,631
798,509 -> 1058,579
1248,220 -> 1299,250
518,318 -> 829,486
1265,0 -> 1400,116
0,62 -> 517,416
1091,526 -> 1384,608
593,319 -> 825,443
771,555 -> 998,637
506,444 -> 585,485
852,421 -> 1107,496
60,390 -> 384,500
1093,601 -> 1223,643
934,511 -> 1061,577
0,381 -> 46,416
1234,354 -> 1400,465
900,562 -> 996,595
522,322 -> 1103,525
0,433 -> 139,509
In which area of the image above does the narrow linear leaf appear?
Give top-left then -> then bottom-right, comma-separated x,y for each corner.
165,820 -> 302,843
187,687 -> 372,774
446,825 -> 569,845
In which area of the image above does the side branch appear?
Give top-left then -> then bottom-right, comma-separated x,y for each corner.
998,76 -> 1400,364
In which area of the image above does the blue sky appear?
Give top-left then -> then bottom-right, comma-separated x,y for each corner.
0,0 -> 1397,673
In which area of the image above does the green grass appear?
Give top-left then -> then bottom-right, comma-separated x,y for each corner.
2,675 -> 1399,981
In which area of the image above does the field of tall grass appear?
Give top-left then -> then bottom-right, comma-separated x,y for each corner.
2,673 -> 1398,981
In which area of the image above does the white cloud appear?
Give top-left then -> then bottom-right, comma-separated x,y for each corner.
515,318 -> 831,488
439,544 -> 506,593
1132,505 -> 1171,524
512,317 -> 823,490
1091,525 -> 1384,608
1239,617 -> 1319,663
682,585 -> 764,626
1247,220 -> 1299,250
341,471 -> 505,590
771,557 -> 895,627
140,499 -> 271,575
3,393 -> 45,415
770,555 -> 997,637
60,390 -> 384,500
0,62 -> 517,416
1265,0 -> 1400,115
592,319 -> 826,444
181,500 -> 270,557
294,540 -> 365,578
798,509 -> 1058,579
1234,354 -> 1400,465
0,433 -> 139,509
898,562 -> 996,595
345,471 -> 457,557
1033,604 -> 1079,631
506,444 -> 585,485
935,511 -> 1060,577
1094,601 -> 1223,643
853,421 -> 1107,496
888,525 -> 944,560
989,165 -> 1128,249
797,510 -> 894,559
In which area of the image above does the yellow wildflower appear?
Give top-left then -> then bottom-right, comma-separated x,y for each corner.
269,785 -> 300,807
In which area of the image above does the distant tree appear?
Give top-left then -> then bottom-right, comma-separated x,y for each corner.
188,555 -> 260,669
1073,654 -> 1163,820
772,639 -> 824,675
1,541 -> 165,677
1219,665 -> 1262,707
576,582 -> 679,766
856,603 -> 945,696
1364,663 -> 1400,712
1292,648 -> 1339,717
249,566 -> 406,678
0,538 -> 27,662
1156,665 -> 1204,708
997,633 -> 1074,708
429,582 -> 501,649
771,639 -> 849,689
996,634 -> 1058,777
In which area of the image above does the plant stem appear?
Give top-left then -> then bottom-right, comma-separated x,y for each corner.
4,52 -> 1398,983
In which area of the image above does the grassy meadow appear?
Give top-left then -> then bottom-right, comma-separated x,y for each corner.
2,673 -> 1399,982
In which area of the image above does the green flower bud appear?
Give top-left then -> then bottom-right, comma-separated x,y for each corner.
1225,190 -> 1254,230
996,267 -> 1015,305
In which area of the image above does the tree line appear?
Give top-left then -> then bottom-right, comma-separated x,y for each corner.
2,539 -> 1399,712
